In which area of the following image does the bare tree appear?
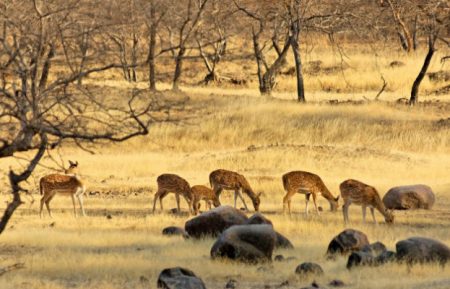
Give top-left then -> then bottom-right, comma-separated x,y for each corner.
160,0 -> 210,90
0,0 -> 184,233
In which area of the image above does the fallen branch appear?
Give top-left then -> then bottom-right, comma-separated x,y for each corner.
375,76 -> 387,100
0,263 -> 25,276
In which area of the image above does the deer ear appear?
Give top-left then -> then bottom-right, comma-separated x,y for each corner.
335,195 -> 340,202
69,160 -> 74,166
257,192 -> 262,198
75,161 -> 78,166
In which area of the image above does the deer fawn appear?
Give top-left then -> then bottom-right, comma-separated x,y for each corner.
282,171 -> 339,216
39,160 -> 86,218
152,174 -> 194,214
209,169 -> 261,211
340,179 -> 394,224
191,185 -> 221,215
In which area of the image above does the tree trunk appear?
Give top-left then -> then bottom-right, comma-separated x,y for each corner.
148,30 -> 157,90
410,36 -> 435,105
291,36 -> 305,102
172,47 -> 186,90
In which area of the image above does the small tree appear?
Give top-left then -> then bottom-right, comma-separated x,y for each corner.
0,0 -> 184,233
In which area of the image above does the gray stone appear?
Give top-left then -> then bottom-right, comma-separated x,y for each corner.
185,206 -> 248,238
295,262 -> 324,276
211,224 -> 277,263
157,267 -> 206,289
396,237 -> 450,265
162,226 -> 189,239
383,185 -> 435,210
327,229 -> 370,257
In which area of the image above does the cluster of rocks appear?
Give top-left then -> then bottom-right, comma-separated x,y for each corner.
157,202 -> 449,289
326,229 -> 450,270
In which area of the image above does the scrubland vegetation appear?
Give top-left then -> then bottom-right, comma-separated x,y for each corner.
0,0 -> 449,288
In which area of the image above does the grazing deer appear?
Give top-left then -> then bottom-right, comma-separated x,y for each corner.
209,169 -> 261,211
282,171 -> 339,216
39,160 -> 86,218
191,185 -> 221,215
152,174 -> 194,214
340,179 -> 394,224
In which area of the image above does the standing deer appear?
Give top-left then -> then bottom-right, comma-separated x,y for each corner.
39,160 -> 86,218
282,171 -> 339,216
209,169 -> 261,211
152,174 -> 194,214
340,179 -> 394,224
191,185 -> 221,215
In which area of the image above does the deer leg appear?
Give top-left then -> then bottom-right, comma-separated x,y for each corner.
362,206 -> 367,223
152,190 -> 164,213
282,192 -> 290,215
71,194 -> 77,217
175,193 -> 181,213
77,193 -> 86,217
45,194 -> 55,218
370,207 -> 377,224
40,195 -> 46,218
343,201 -> 351,225
305,194 -> 311,217
312,193 -> 320,216
236,190 -> 249,211
182,194 -> 193,215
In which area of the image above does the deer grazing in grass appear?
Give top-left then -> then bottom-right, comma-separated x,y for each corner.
191,185 -> 221,215
209,169 -> 261,211
39,160 -> 86,218
152,174 -> 194,214
282,171 -> 339,216
340,179 -> 394,224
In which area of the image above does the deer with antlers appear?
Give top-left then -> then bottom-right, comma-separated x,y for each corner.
39,160 -> 86,217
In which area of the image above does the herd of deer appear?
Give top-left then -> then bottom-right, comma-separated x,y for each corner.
38,161 -> 395,224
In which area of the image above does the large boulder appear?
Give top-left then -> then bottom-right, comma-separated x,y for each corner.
327,229 -> 370,257
383,185 -> 435,210
246,213 -> 294,249
185,206 -> 248,238
211,224 -> 277,263
157,267 -> 206,289
396,237 -> 450,265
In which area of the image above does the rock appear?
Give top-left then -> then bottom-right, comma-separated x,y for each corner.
225,279 -> 237,289
162,226 -> 189,239
185,206 -> 248,238
211,224 -> 277,263
383,185 -> 435,210
157,267 -> 206,289
347,251 -> 374,269
326,229 -> 370,257
375,250 -> 396,265
245,213 -> 294,249
274,255 -> 285,261
389,61 -> 405,68
329,280 -> 345,287
295,262 -> 324,276
275,232 -> 294,249
246,213 -> 273,226
106,214 -> 112,219
300,281 -> 321,289
361,241 -> 387,255
396,237 -> 450,265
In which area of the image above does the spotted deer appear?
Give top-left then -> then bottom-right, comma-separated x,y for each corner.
282,171 -> 339,216
191,185 -> 221,215
39,161 -> 86,218
209,169 -> 261,211
340,179 -> 394,224
152,174 -> 194,214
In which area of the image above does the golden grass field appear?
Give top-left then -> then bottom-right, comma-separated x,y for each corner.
0,44 -> 450,288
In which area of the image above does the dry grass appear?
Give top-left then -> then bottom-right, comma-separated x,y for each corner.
0,44 -> 450,289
